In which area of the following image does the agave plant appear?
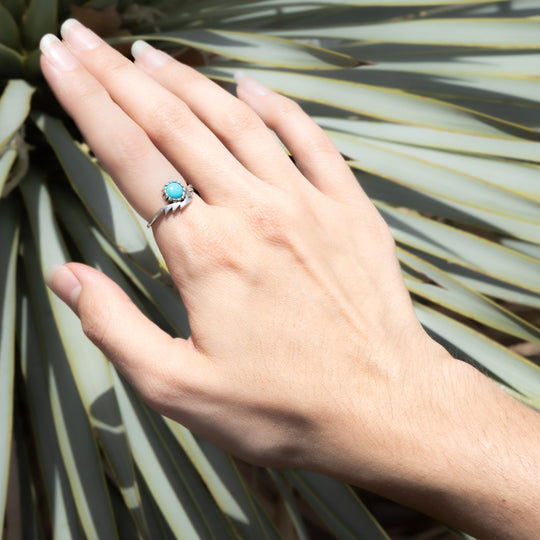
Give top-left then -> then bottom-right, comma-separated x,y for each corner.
2,0 -> 540,538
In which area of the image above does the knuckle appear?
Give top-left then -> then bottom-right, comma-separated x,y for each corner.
304,132 -> 337,157
69,78 -> 108,109
266,95 -> 302,123
81,303 -> 111,350
102,58 -> 133,81
219,104 -> 262,137
113,127 -> 153,162
137,369 -> 176,412
147,101 -> 191,142
245,198 -> 299,244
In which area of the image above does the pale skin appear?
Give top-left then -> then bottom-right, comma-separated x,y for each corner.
40,20 -> 540,540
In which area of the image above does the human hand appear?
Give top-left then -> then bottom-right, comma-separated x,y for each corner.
40,21 -> 540,540
40,19 -> 446,473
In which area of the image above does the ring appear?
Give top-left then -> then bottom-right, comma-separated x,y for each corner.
147,181 -> 194,228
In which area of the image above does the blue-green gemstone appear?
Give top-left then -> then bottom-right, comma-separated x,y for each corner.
165,182 -> 184,200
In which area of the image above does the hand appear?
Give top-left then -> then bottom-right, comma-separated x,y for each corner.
41,19 -> 434,466
41,20 -> 540,540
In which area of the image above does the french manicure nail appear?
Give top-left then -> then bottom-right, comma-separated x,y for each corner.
45,265 -> 82,311
235,71 -> 271,97
131,40 -> 169,68
60,18 -> 101,50
39,34 -> 79,71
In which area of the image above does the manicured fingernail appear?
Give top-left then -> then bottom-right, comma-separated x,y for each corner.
60,18 -> 101,50
45,265 -> 81,311
235,71 -> 271,97
131,40 -> 169,68
39,34 -> 79,71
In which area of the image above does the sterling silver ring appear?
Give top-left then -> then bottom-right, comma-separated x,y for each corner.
147,181 -> 193,228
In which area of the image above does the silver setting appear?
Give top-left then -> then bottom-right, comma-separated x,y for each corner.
147,184 -> 194,228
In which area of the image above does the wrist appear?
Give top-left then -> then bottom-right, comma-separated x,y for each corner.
310,337 -> 540,539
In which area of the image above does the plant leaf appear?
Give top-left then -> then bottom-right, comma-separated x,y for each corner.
110,369 -> 237,539
121,29 -> 359,69
398,247 -> 540,344
0,198 -> 19,533
19,245 -> 84,539
284,470 -> 390,539
202,66 -> 538,139
273,18 -> 540,49
376,201 -> 540,294
415,303 -> 540,408
0,79 -> 34,152
0,5 -> 19,49
21,0 -> 57,50
316,116 -> 540,163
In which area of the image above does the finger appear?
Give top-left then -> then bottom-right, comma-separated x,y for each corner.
237,74 -> 364,203
39,34 -> 208,229
45,263 -> 208,416
59,19 -> 259,204
131,41 -> 305,192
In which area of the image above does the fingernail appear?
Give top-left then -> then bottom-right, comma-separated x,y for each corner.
45,265 -> 81,311
39,34 -> 79,71
235,71 -> 271,97
60,18 -> 101,50
131,40 -> 169,69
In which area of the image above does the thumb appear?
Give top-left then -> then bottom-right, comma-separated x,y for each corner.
45,263 -> 199,412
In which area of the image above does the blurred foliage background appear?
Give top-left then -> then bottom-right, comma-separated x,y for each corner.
1,0 -> 539,538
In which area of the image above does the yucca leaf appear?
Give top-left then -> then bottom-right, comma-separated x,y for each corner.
19,253 -> 84,539
317,120 -> 540,196
148,413 -> 244,537
12,410 -> 46,540
212,0 -> 508,7
23,174 -> 151,536
21,171 -> 120,539
326,130 -> 540,222
352,136 -> 540,201
316,116 -> 540,162
203,67 -> 538,139
274,19 -> 540,49
110,368 -> 237,539
2,0 -> 25,20
283,470 -> 390,540
21,0 -> 57,50
377,201 -> 540,294
0,79 -> 34,152
415,303 -> 540,407
108,478 -> 144,540
165,421 -> 282,540
408,252 -> 540,310
267,470 -> 309,540
0,5 -> 19,49
362,64 -> 540,105
0,44 -> 23,78
354,51 -> 540,78
121,30 -> 359,69
0,199 -> 19,534
502,238 -> 540,260
355,162 -> 540,242
0,149 -> 17,195
399,247 -> 540,344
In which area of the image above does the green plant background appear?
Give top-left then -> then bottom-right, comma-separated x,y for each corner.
1,1 -> 539,538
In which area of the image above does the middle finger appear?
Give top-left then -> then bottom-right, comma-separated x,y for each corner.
60,19 -> 261,205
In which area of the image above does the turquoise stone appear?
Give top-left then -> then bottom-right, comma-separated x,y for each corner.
165,182 -> 184,200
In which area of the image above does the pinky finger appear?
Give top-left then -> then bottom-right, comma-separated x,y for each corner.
236,73 -> 362,202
